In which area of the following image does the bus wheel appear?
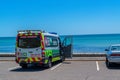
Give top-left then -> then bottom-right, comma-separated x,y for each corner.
47,59 -> 52,68
60,56 -> 65,62
21,65 -> 27,69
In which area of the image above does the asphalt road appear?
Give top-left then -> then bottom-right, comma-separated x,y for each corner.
0,60 -> 120,80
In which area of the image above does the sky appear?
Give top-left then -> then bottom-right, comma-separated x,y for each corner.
0,0 -> 120,37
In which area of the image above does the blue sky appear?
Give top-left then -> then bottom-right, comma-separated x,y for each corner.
0,0 -> 120,37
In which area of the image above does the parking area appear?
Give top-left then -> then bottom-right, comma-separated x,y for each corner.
0,60 -> 120,80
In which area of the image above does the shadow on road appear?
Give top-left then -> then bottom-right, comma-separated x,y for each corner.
10,61 -> 64,72
10,66 -> 46,72
107,64 -> 120,70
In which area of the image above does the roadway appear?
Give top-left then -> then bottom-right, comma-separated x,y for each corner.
0,59 -> 120,80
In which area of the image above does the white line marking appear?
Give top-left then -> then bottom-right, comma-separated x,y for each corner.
96,61 -> 100,71
8,66 -> 20,71
50,63 -> 62,70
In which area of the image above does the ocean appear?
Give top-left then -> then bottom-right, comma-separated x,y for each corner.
1,34 -> 120,54
73,34 -> 120,53
0,37 -> 16,53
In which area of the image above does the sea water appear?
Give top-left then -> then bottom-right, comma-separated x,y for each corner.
73,34 -> 120,53
0,37 -> 16,53
1,34 -> 120,54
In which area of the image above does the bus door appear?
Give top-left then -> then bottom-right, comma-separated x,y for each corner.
62,36 -> 73,58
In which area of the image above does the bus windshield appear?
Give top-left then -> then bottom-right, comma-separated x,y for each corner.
18,36 -> 41,48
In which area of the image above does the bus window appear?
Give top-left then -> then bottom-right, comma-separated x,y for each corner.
52,38 -> 58,47
18,36 -> 40,48
45,36 -> 58,47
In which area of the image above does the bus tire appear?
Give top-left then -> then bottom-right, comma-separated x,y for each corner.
46,58 -> 52,68
21,65 -> 27,69
60,56 -> 65,62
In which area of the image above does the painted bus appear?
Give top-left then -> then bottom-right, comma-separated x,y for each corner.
15,30 -> 72,68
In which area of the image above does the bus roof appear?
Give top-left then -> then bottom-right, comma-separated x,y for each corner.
43,32 -> 59,37
18,30 -> 45,34
17,30 -> 59,37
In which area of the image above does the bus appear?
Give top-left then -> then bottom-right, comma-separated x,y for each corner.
15,30 -> 72,68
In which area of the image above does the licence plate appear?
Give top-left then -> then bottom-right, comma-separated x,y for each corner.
19,53 -> 27,57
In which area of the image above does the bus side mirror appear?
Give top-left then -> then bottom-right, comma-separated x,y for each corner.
105,49 -> 109,51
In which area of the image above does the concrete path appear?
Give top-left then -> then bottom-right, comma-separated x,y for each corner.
0,57 -> 106,61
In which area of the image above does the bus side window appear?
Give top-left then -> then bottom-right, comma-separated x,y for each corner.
45,36 -> 58,47
45,37 -> 51,47
52,38 -> 58,47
